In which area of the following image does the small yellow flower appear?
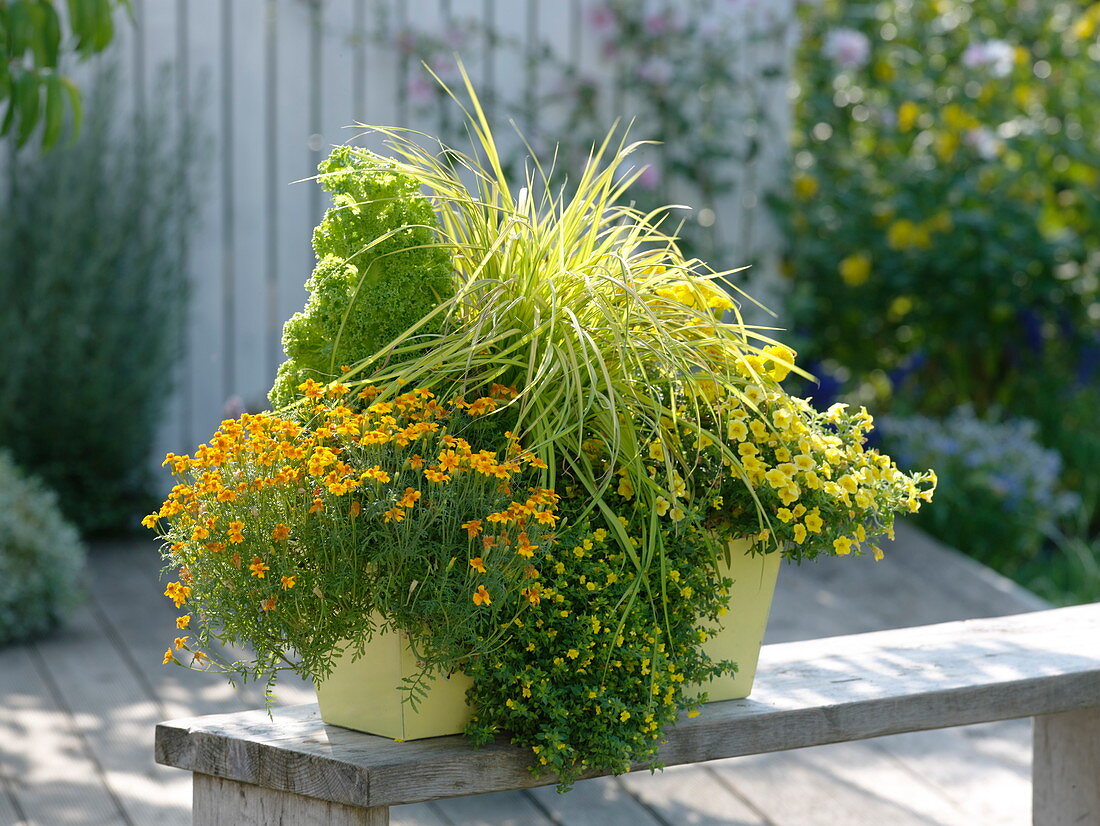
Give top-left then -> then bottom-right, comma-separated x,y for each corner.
839,252 -> 872,287
280,575 -> 297,590
175,615 -> 191,630
174,636 -> 189,650
162,648 -> 175,665
472,585 -> 492,606
249,557 -> 270,578
469,557 -> 487,573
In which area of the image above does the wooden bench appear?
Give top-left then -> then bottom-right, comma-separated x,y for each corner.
156,603 -> 1100,825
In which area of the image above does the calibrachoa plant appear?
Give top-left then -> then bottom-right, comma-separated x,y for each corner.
146,79 -> 933,789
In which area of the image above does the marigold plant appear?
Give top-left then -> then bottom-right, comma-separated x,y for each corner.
146,382 -> 557,694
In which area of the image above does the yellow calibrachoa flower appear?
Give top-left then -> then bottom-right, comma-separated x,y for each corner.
839,252 -> 872,286
897,101 -> 919,132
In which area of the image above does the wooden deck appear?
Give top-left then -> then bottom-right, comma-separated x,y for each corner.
0,522 -> 1049,825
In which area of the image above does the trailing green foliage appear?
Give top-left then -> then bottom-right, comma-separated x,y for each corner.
0,0 -> 129,149
465,516 -> 733,789
0,452 -> 84,646
269,147 -> 455,409
0,70 -> 195,534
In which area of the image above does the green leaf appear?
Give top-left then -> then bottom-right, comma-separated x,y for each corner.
61,75 -> 81,138
41,70 -> 62,149
40,1 -> 62,66
15,68 -> 41,146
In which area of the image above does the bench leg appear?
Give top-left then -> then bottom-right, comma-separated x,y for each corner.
193,772 -> 389,825
1033,708 -> 1100,826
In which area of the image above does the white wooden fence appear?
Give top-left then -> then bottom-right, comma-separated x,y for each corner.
95,0 -> 796,469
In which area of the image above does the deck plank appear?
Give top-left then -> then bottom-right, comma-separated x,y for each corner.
527,774 -> 665,826
0,644 -> 128,825
617,764 -> 766,825
431,789 -> 554,826
28,603 -> 192,826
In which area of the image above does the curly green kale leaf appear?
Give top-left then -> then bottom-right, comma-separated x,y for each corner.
269,146 -> 453,408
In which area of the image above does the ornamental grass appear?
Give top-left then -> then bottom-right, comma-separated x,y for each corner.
146,75 -> 934,788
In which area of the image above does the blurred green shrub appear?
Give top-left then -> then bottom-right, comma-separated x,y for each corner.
783,0 -> 1100,412
0,68 -> 195,534
879,407 -> 1078,574
0,452 -> 84,646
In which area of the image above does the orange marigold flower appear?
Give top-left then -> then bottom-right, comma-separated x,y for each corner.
261,596 -> 277,611
533,510 -> 557,525
162,648 -> 175,665
164,582 -> 191,608
227,520 -> 245,543
309,498 -> 325,513
280,575 -> 297,590
408,454 -> 425,469
516,531 -> 538,559
397,487 -> 422,508
361,465 -> 391,483
438,450 -> 461,472
481,535 -> 497,550
462,519 -> 483,538
192,651 -> 209,666
176,615 -> 191,629
327,382 -> 349,397
424,468 -> 451,484
521,586 -> 541,605
141,513 -> 159,530
298,379 -> 324,398
272,523 -> 291,541
469,557 -> 487,573
472,585 -> 492,606
174,636 -> 189,650
383,507 -> 406,523
230,553 -> 242,568
349,500 -> 362,518
249,557 -> 270,578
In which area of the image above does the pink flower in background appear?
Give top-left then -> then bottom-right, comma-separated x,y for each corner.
636,165 -> 661,190
588,4 -> 616,33
643,10 -> 682,36
823,28 -> 871,69
406,75 -> 436,105
962,40 -> 1016,78
223,395 -> 246,419
396,30 -> 417,55
636,57 -> 673,85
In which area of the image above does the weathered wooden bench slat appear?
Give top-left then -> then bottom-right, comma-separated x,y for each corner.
156,603 -> 1100,814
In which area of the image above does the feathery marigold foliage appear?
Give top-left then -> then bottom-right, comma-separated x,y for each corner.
269,146 -> 455,408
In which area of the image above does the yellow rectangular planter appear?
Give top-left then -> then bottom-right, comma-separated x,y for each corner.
316,541 -> 780,740
685,541 -> 782,702
315,629 -> 473,741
